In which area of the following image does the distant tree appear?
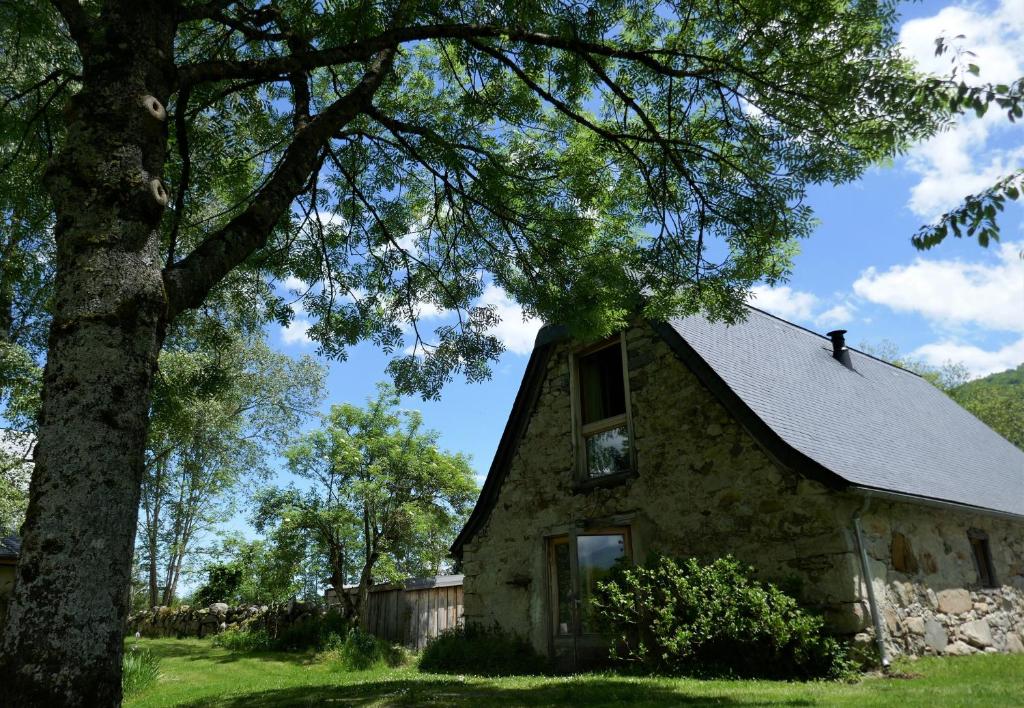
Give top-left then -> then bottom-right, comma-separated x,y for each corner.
859,340 -> 971,391
0,431 -> 32,534
258,384 -> 477,624
951,364 -> 1024,451
139,332 -> 325,607
192,535 -> 308,606
190,563 -> 243,607
861,341 -> 1022,450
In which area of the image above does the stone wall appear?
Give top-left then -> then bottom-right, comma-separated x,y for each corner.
462,324 -> 865,656
127,600 -> 322,639
854,497 -> 1024,657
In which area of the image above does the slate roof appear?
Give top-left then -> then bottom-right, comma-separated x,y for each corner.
0,535 -> 21,561
452,308 -> 1024,557
664,307 -> 1024,517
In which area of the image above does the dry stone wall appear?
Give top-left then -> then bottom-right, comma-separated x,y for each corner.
126,600 -> 322,639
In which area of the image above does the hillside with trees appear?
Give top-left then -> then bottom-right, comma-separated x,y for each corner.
951,363 -> 1024,451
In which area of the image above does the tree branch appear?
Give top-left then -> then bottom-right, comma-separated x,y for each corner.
49,0 -> 92,49
178,0 -> 235,22
163,48 -> 396,319
178,24 -> 702,87
166,85 -> 192,267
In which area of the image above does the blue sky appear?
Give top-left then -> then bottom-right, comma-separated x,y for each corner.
270,0 -> 1024,491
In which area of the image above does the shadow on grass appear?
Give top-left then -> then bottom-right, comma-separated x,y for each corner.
176,677 -> 818,707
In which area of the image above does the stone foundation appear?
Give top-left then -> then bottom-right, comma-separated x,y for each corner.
853,498 -> 1024,657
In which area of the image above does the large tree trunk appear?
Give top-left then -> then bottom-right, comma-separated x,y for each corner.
0,4 -> 176,704
355,549 -> 379,630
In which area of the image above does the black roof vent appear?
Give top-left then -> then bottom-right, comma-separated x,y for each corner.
826,329 -> 853,369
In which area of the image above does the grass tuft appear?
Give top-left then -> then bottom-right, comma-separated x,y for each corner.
122,644 -> 161,698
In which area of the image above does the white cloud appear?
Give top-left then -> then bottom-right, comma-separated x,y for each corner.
852,242 -> 1024,332
899,0 -> 1024,219
313,211 -> 347,229
280,318 -> 313,346
815,303 -> 857,329
478,284 -> 543,355
413,300 -> 446,320
747,285 -> 818,322
282,276 -> 307,295
912,335 -> 1024,377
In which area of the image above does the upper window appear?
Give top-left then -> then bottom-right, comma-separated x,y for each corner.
968,529 -> 997,588
575,340 -> 630,479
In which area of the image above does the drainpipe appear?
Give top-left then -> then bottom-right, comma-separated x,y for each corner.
852,496 -> 890,669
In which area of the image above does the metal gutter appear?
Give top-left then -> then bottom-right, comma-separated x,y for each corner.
852,496 -> 890,669
851,486 -> 1024,522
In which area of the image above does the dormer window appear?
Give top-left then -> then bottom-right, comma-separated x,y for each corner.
573,338 -> 632,480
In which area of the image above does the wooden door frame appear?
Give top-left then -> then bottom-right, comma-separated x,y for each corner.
545,525 -> 633,668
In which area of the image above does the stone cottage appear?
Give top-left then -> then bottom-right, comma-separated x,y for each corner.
451,307 -> 1024,669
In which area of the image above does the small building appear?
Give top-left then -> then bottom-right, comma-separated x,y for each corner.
452,308 -> 1024,670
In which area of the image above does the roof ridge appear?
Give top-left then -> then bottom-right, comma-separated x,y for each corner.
739,304 -> 923,379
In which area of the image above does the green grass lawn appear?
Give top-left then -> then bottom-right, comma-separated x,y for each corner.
125,637 -> 1024,707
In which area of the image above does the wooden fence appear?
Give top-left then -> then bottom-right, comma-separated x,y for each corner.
327,574 -> 464,650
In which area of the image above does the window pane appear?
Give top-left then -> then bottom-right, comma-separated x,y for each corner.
577,534 -> 628,634
586,425 -> 630,478
970,537 -> 995,587
553,541 -> 572,636
579,344 -> 625,424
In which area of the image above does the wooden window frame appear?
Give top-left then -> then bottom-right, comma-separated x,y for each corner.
569,334 -> 635,488
967,528 -> 998,588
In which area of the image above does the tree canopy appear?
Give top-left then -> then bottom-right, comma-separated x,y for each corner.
0,0 -> 944,396
0,0 -> 949,702
256,383 -> 477,622
909,36 -> 1023,250
139,330 -> 325,607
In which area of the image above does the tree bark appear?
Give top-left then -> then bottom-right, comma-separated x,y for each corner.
0,3 -> 177,704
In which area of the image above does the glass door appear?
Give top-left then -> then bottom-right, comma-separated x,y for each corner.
548,528 -> 630,669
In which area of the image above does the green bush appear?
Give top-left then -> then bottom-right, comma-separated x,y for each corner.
191,563 -> 244,607
122,645 -> 161,697
212,611 -> 354,652
212,626 -> 274,652
593,555 -> 853,680
321,627 -> 410,671
274,610 -> 350,651
419,624 -> 549,676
